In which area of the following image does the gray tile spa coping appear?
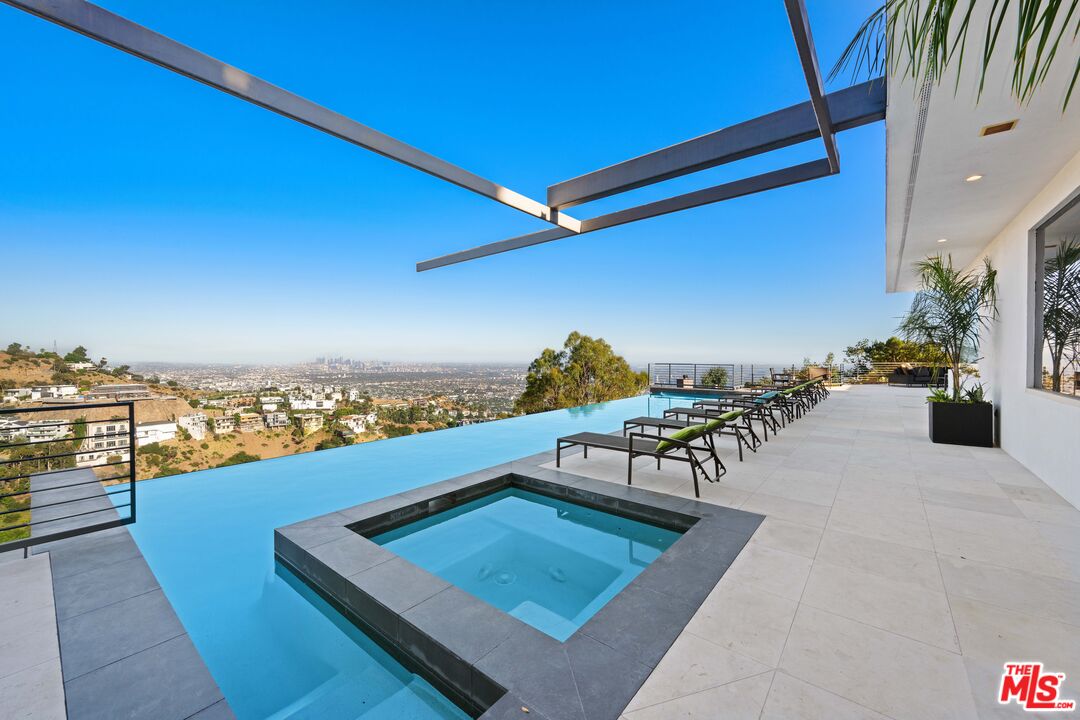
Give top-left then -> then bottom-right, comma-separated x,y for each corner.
275,463 -> 763,720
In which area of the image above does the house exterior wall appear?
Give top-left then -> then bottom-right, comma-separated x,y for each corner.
972,148 -> 1080,508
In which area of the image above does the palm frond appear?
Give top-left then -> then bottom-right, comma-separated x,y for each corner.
830,0 -> 1080,110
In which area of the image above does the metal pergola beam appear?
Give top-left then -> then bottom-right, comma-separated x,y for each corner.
3,0 -> 581,233
783,0 -> 838,172
418,159 -> 833,271
545,80 -> 882,211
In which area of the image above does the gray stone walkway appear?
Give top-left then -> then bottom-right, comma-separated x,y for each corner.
0,552 -> 66,720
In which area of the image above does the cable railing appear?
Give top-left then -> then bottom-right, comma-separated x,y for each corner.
649,362 -> 954,389
0,401 -> 136,555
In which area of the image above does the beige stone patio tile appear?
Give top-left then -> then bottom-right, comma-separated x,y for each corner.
756,468 -> 840,507
831,494 -> 928,524
923,503 -> 1044,544
948,595 -> 1080,676
917,472 -> 1011,498
826,505 -> 934,551
1012,500 -> 1080,527
931,526 -> 1075,580
938,555 -> 1080,626
761,671 -> 891,720
623,671 -> 773,720
999,483 -> 1072,506
841,462 -> 920,486
740,492 -> 831,529
623,632 -> 770,712
685,579 -> 798,667
748,516 -> 823,559
815,528 -> 943,592
1035,520 -> 1080,550
836,476 -> 923,503
801,560 -> 959,652
780,605 -> 978,720
920,487 -> 1023,518
721,543 -> 812,602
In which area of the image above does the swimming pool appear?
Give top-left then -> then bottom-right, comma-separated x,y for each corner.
127,393 -> 712,719
372,487 -> 681,641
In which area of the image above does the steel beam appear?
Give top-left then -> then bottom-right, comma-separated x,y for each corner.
546,79 -> 882,210
3,0 -> 581,232
783,0 -> 838,172
419,159 -> 833,271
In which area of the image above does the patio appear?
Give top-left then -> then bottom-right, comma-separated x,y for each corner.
542,384 -> 1080,719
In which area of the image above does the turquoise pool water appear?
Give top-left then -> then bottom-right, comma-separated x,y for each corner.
373,488 -> 681,641
126,393 -> 712,719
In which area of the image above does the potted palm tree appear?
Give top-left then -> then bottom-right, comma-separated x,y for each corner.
899,255 -> 998,447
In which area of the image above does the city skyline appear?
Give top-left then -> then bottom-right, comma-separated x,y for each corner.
1,0 -> 903,363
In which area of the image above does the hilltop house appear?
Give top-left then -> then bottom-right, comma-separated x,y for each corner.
237,413 -> 262,433
87,383 -> 153,401
211,415 -> 236,435
293,413 -> 324,435
263,411 -> 289,430
178,412 -> 208,441
135,420 -> 177,447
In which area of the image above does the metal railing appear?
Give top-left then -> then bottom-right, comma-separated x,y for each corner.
0,401 -> 136,554
649,362 -> 954,389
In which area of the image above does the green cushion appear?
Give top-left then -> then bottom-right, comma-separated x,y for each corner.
655,424 -> 706,453
703,410 -> 743,433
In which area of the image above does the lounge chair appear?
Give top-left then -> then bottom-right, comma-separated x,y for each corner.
556,416 -> 736,497
694,391 -> 783,438
662,406 -> 761,458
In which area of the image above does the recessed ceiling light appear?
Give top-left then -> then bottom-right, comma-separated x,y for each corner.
938,238 -> 948,243
965,174 -> 983,182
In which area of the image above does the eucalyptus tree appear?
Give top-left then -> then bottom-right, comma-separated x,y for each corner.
899,255 -> 998,401
1043,238 -> 1080,391
833,0 -> 1080,109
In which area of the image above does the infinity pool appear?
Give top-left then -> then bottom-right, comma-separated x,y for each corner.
373,488 -> 681,640
127,393 -> 712,719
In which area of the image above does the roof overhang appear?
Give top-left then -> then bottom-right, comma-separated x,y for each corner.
884,5 -> 1080,292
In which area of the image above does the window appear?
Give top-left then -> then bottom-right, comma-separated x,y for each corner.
1033,191 -> 1080,398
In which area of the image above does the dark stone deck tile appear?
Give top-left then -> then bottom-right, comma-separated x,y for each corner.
579,584 -> 697,669
402,586 -> 520,664
564,634 -> 653,720
45,529 -> 143,579
64,634 -> 223,720
476,626 -> 584,720
186,698 -> 237,719
349,557 -> 450,614
53,555 -> 160,620
59,588 -> 185,680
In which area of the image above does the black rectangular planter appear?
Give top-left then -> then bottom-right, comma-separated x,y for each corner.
928,401 -> 994,447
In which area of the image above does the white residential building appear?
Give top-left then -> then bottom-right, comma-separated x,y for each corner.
77,420 -> 131,467
65,361 -> 97,371
87,383 -> 152,401
135,420 -> 177,446
0,419 -> 71,443
339,414 -> 372,435
178,413 -> 208,441
2,388 -> 34,403
288,397 -> 336,412
31,384 -> 78,399
263,411 -> 289,429
211,415 -> 236,434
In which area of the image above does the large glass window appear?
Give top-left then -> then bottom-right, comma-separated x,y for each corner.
1034,193 -> 1080,397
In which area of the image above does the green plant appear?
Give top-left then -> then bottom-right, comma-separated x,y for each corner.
700,367 -> 730,388
833,0 -> 1080,110
1043,238 -> 1080,391
964,383 -> 986,402
899,254 -> 997,402
927,387 -> 951,402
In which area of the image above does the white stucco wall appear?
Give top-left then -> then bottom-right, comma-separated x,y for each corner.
972,149 -> 1080,509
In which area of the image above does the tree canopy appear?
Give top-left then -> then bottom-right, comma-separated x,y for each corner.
514,332 -> 648,414
845,336 -> 946,367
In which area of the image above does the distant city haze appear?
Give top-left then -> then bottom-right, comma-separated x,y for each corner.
1,0 -> 904,365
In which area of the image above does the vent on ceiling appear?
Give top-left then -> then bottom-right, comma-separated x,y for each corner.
980,120 -> 1018,136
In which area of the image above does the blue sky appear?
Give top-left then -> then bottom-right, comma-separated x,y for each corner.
0,0 -> 908,365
